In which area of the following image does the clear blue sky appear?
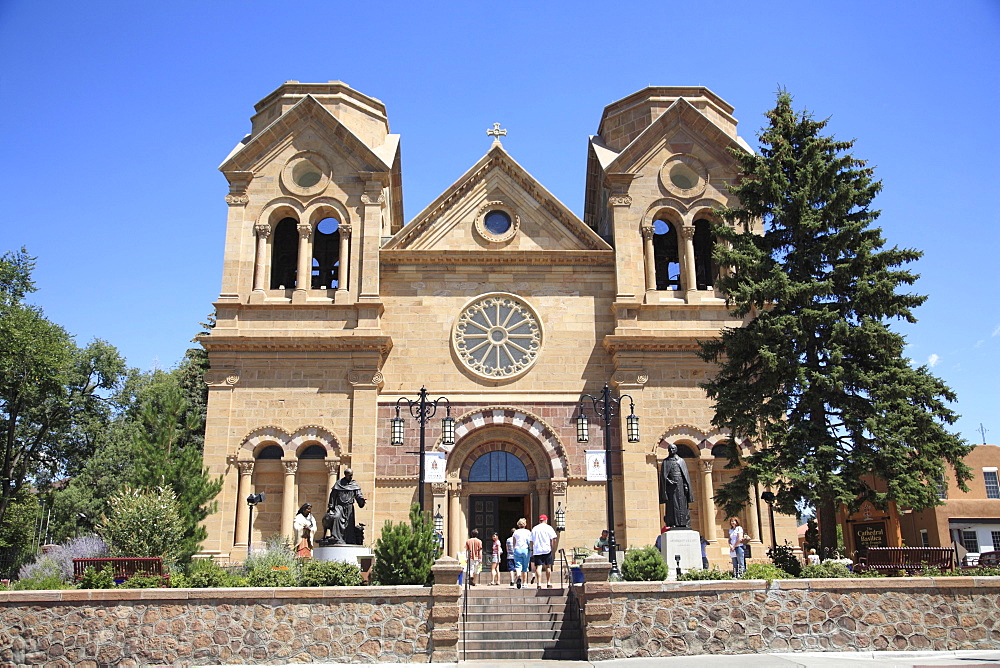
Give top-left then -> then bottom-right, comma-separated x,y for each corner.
1,1 -> 997,444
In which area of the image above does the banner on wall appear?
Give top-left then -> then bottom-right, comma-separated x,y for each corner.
586,450 -> 607,482
423,452 -> 446,483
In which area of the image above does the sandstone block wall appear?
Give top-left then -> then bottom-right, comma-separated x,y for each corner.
580,576 -> 1000,660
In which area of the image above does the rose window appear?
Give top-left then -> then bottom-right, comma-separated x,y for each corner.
453,293 -> 542,379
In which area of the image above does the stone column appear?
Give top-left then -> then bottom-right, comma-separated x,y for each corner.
252,222 -> 271,295
605,174 -> 639,301
281,460 -> 298,543
234,461 -> 254,548
429,556 -> 464,662
699,459 -> 716,543
347,368 -> 382,539
358,175 -> 386,301
536,481 -> 551,521
324,460 -> 340,504
336,222 -> 352,301
747,482 -> 765,553
292,221 -> 312,303
641,223 -> 656,292
449,481 -> 462,558
680,225 -> 697,295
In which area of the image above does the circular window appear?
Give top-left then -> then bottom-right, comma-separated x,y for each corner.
484,210 -> 512,235
281,152 -> 330,196
474,201 -> 520,243
453,293 -> 542,380
659,155 -> 708,198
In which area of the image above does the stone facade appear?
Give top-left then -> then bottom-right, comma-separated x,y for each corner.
198,81 -> 799,568
579,558 -> 1000,660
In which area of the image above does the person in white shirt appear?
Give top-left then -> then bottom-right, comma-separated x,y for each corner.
512,518 -> 533,588
530,514 -> 559,589
506,528 -> 517,586
293,504 -> 317,559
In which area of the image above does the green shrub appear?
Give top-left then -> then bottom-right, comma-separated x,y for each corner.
97,487 -> 185,563
766,542 -> 802,577
678,568 -> 733,581
118,573 -> 166,589
11,573 -> 75,590
78,564 -> 116,589
741,563 -> 791,582
620,546 -> 669,581
371,504 -> 437,586
183,558 -> 240,588
299,560 -> 364,587
245,565 -> 298,587
801,560 -> 852,578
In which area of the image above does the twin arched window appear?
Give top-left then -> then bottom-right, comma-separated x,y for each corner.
651,217 -> 717,291
269,216 -> 342,290
255,443 -> 328,460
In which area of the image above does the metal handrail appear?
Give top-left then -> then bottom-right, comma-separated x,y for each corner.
557,547 -> 569,590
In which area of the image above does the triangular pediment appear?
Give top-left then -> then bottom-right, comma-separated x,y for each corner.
219,95 -> 398,176
384,143 -> 610,255
600,97 -> 751,176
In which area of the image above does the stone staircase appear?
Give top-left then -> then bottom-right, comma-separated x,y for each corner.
459,582 -> 585,660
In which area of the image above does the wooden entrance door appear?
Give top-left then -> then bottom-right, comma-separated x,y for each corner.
470,495 -> 529,571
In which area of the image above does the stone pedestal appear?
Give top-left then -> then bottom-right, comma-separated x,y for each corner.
314,544 -> 372,566
660,529 -> 702,580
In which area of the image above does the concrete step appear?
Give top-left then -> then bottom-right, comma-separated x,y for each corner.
460,647 -> 586,661
462,637 -> 585,651
462,619 -> 581,632
464,602 -> 569,612
461,628 -> 583,642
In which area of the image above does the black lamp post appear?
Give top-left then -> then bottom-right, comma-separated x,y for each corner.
247,492 -> 265,552
390,387 -> 455,513
760,491 -> 777,550
577,383 -> 639,577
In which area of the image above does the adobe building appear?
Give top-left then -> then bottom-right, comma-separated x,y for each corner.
841,444 -> 1000,562
197,81 -> 799,566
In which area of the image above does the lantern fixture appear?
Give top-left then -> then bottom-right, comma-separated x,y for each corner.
626,409 -> 640,443
433,504 -> 444,534
390,406 -> 405,446
441,408 -> 455,446
576,407 -> 590,443
554,501 -> 566,532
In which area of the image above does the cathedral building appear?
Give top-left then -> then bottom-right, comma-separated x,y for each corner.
199,81 -> 798,566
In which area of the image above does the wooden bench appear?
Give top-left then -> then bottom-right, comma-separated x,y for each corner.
855,547 -> 954,575
962,550 -> 1000,569
72,557 -> 168,585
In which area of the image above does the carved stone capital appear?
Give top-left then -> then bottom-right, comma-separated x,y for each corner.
700,460 -> 714,474
361,192 -> 386,206
536,480 -> 551,494
255,222 -> 272,239
611,368 -> 649,388
325,460 -> 341,475
283,461 -> 298,475
431,482 -> 449,496
609,194 -> 633,207
238,461 -> 255,476
297,222 -> 313,239
226,193 -> 250,206
347,369 -> 384,388
204,369 -> 239,387
551,480 -> 567,496
640,224 -> 655,240
450,480 -> 462,494
680,225 -> 696,240
339,222 -> 353,238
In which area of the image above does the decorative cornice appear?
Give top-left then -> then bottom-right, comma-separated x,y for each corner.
226,194 -> 250,206
200,335 -> 393,355
551,480 -> 567,496
609,195 -> 633,207
380,249 -> 615,267
602,335 -> 705,354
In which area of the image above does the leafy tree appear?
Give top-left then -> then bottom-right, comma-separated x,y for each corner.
97,486 -> 185,562
371,504 -> 437,585
699,92 -> 970,553
0,248 -> 127,530
130,375 -> 221,562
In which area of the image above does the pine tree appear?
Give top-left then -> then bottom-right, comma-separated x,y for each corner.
371,504 -> 438,585
699,92 -> 970,552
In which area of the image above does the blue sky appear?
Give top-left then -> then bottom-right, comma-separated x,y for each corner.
1,1 -> 997,444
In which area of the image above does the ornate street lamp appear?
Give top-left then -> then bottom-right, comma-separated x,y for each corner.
577,383 -> 639,577
761,490 -> 777,550
246,492 -> 265,553
390,387 -> 454,512
554,501 -> 566,532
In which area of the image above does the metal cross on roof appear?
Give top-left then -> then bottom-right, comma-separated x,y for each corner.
487,122 -> 507,144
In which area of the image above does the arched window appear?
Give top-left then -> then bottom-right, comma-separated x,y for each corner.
693,219 -> 716,290
256,444 -> 283,459
468,451 -> 529,482
652,219 -> 680,290
270,217 -> 299,289
711,441 -> 733,460
675,444 -> 697,459
298,444 -> 327,459
311,217 -> 341,289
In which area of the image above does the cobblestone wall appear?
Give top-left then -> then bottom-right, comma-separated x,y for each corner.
580,575 -> 1000,660
0,586 -> 436,666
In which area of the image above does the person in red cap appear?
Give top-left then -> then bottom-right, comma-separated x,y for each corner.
530,514 -> 559,589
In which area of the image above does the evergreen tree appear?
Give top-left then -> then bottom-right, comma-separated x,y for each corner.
699,92 -> 970,552
371,504 -> 437,585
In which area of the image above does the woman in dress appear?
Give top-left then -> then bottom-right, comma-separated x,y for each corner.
728,517 -> 746,577
294,503 -> 317,559
489,532 -> 502,585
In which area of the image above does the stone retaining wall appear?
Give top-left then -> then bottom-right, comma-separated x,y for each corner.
578,565 -> 1000,661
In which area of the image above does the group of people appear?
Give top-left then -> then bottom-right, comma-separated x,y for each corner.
464,515 -> 559,588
